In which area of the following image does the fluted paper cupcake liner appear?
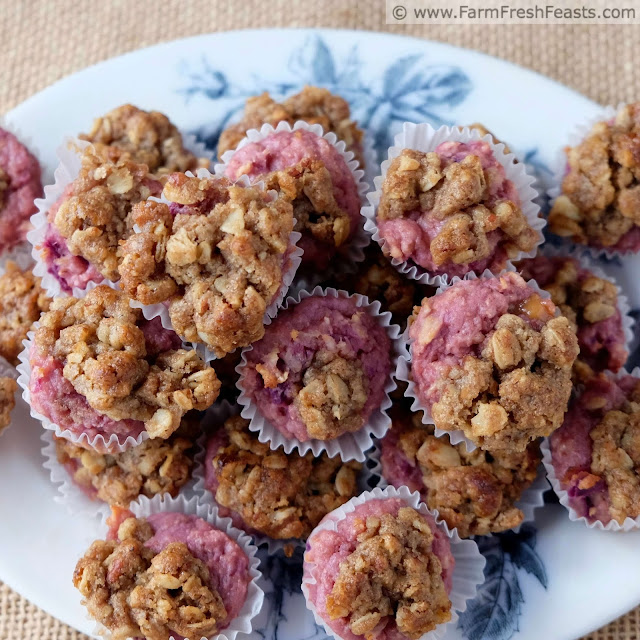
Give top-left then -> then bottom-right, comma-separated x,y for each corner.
28,133 -> 214,300
215,120 -> 370,283
397,269 -> 556,452
362,122 -> 545,288
236,286 -> 402,462
89,493 -> 264,640
541,366 -> 640,532
301,484 -> 485,640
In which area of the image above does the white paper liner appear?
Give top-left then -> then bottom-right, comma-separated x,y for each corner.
214,120 -> 370,282
192,399 -> 378,555
130,167 -> 303,363
368,436 -> 546,536
301,485 -> 485,640
397,269 -> 556,452
28,131 -> 215,300
236,286 -> 402,462
541,366 -> 640,532
362,122 -> 545,288
88,493 -> 264,640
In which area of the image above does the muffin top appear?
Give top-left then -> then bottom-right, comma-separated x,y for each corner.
549,103 -> 640,250
0,376 -> 16,436
119,173 -> 294,357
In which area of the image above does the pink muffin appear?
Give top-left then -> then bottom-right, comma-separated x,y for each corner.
409,272 -> 578,453
516,254 -> 628,376
241,293 -> 392,442
28,286 -> 220,451
74,509 -> 252,639
0,127 -> 42,252
224,127 -> 361,270
376,142 -> 538,278
304,497 -> 454,640
549,372 -> 640,527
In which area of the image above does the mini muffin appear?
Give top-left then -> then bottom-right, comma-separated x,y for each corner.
224,127 -> 361,271
28,285 -> 219,451
55,412 -> 202,508
409,272 -> 579,453
468,123 -> 512,154
118,173 -> 295,358
40,144 -> 163,293
80,104 -> 208,178
549,103 -> 640,251
74,510 -> 253,640
0,127 -> 42,252
517,253 -> 628,376
240,293 -> 392,443
549,372 -> 640,527
203,415 -> 361,541
0,261 -> 50,365
381,404 -> 541,537
376,142 -> 538,278
218,86 -> 365,168
304,497 -> 454,640
0,376 -> 17,436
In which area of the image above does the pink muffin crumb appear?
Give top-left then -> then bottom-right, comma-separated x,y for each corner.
304,497 -> 454,640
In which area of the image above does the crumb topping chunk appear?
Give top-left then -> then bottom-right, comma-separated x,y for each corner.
0,376 -> 16,436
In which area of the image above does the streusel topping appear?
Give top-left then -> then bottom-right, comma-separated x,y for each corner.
549,103 -> 640,248
0,377 -> 16,435
211,416 -> 360,539
378,147 -> 537,267
325,506 -> 451,639
80,104 -> 206,177
119,173 -> 294,357
73,517 -> 226,640
35,286 -> 219,438
52,145 -> 162,281
218,86 -> 365,166
0,261 -> 50,365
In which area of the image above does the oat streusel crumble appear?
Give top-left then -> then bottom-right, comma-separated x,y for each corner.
410,273 -> 579,453
0,261 -> 50,365
377,145 -> 538,275
0,377 -> 17,435
119,173 -> 294,357
549,103 -> 640,250
80,104 -> 207,177
325,506 -> 451,639
381,406 -> 541,537
34,286 -> 219,439
206,416 -> 360,539
218,86 -> 365,167
73,517 -> 227,640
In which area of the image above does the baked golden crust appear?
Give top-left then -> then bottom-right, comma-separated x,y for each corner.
0,376 -> 16,435
549,103 -> 640,247
325,507 -> 451,639
0,261 -> 50,365
212,416 -> 360,539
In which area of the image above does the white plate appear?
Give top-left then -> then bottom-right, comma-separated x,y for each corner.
2,27 -> 639,640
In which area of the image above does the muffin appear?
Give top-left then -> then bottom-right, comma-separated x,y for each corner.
223,126 -> 361,271
118,173 -> 296,358
0,127 -> 42,253
380,404 -> 541,537
408,272 -> 579,453
548,372 -> 640,527
218,86 -> 365,168
468,123 -> 512,154
0,376 -> 17,436
26,285 -> 219,451
549,103 -> 640,251
73,509 -> 254,640
54,412 -> 202,508
376,141 -> 538,278
304,496 -> 455,640
240,292 -> 393,444
516,253 -> 628,376
203,415 -> 361,542
0,261 -> 50,365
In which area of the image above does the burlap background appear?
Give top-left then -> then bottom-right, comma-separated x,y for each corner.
1,1 -> 638,638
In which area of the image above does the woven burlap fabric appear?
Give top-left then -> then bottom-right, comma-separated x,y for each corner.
1,1 -> 638,639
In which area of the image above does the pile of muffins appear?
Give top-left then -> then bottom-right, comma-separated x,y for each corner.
1,86 -> 639,640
